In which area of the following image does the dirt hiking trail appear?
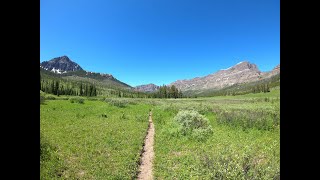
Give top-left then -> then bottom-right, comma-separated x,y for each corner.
137,111 -> 155,180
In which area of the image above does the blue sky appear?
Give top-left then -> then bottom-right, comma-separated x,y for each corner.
40,0 -> 279,87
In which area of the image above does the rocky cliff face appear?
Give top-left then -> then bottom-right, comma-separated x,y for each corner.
40,56 -> 83,74
134,83 -> 160,92
261,64 -> 280,78
170,61 -> 279,92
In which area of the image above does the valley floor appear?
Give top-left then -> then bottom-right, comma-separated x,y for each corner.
40,90 -> 280,179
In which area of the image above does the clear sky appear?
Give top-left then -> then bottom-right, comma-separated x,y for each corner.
40,0 -> 279,87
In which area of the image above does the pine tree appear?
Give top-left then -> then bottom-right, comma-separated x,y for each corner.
178,89 -> 183,98
55,81 -> 59,95
164,85 -> 167,98
50,81 -> 54,94
85,84 -> 88,96
266,83 -> 270,92
93,86 -> 97,96
79,83 -> 83,96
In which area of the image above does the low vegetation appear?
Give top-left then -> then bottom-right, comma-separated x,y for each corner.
173,110 -> 213,141
40,100 -> 150,179
152,90 -> 280,179
215,107 -> 280,130
69,97 -> 85,104
40,88 -> 280,179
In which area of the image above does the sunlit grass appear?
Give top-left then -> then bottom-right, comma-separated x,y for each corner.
40,89 -> 280,179
40,100 -> 150,179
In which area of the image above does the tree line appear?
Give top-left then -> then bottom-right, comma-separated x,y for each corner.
40,78 -> 97,97
40,73 -> 183,98
151,85 -> 183,98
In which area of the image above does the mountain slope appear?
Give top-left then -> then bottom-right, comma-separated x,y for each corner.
40,56 -> 83,73
261,64 -> 280,79
134,84 -> 159,92
191,73 -> 280,97
170,61 -> 279,92
40,56 -> 131,89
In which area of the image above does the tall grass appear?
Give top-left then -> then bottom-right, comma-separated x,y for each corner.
69,97 -> 85,104
41,90 -> 280,179
105,98 -> 137,108
151,90 -> 280,179
40,100 -> 150,179
215,108 -> 280,130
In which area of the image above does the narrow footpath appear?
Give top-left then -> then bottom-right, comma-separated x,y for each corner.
137,111 -> 155,180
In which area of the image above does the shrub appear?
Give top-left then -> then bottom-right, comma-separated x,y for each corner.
40,133 -> 51,162
174,110 -> 213,140
216,109 -> 279,131
106,99 -> 128,108
197,103 -> 211,114
45,95 -> 56,100
199,151 -> 279,179
40,95 -> 45,104
69,97 -> 85,104
87,97 -> 99,101
60,97 -> 69,100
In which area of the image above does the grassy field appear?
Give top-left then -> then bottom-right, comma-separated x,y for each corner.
40,99 -> 151,179
40,90 -> 280,179
148,90 -> 279,179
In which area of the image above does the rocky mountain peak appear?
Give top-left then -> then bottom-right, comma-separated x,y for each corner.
134,83 -> 160,92
273,64 -> 280,71
231,61 -> 259,71
40,56 -> 83,74
169,61 -> 273,92
56,55 -> 72,62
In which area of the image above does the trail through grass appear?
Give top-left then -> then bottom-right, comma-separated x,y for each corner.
41,90 -> 280,179
137,111 -> 155,180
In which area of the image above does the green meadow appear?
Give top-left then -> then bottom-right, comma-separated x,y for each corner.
40,99 -> 150,179
40,90 -> 280,179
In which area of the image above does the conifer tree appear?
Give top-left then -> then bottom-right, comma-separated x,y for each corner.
85,84 -> 88,96
79,83 -> 83,96
55,81 -> 59,95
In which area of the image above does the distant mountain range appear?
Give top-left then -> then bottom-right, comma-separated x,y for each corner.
134,84 -> 160,92
168,61 -> 280,92
40,56 -> 280,95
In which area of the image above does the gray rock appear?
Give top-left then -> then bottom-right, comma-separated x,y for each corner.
134,84 -> 160,92
169,61 -> 280,92
40,56 -> 83,74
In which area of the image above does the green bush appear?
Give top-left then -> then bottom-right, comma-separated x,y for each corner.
40,133 -> 51,162
174,110 -> 213,140
87,97 -> 99,101
105,98 -> 132,108
199,151 -> 280,179
197,103 -> 211,114
69,97 -> 85,104
40,95 -> 45,104
45,95 -> 56,100
111,99 -> 127,108
216,109 -> 279,131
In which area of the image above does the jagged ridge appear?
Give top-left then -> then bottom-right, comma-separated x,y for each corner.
170,61 -> 280,92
